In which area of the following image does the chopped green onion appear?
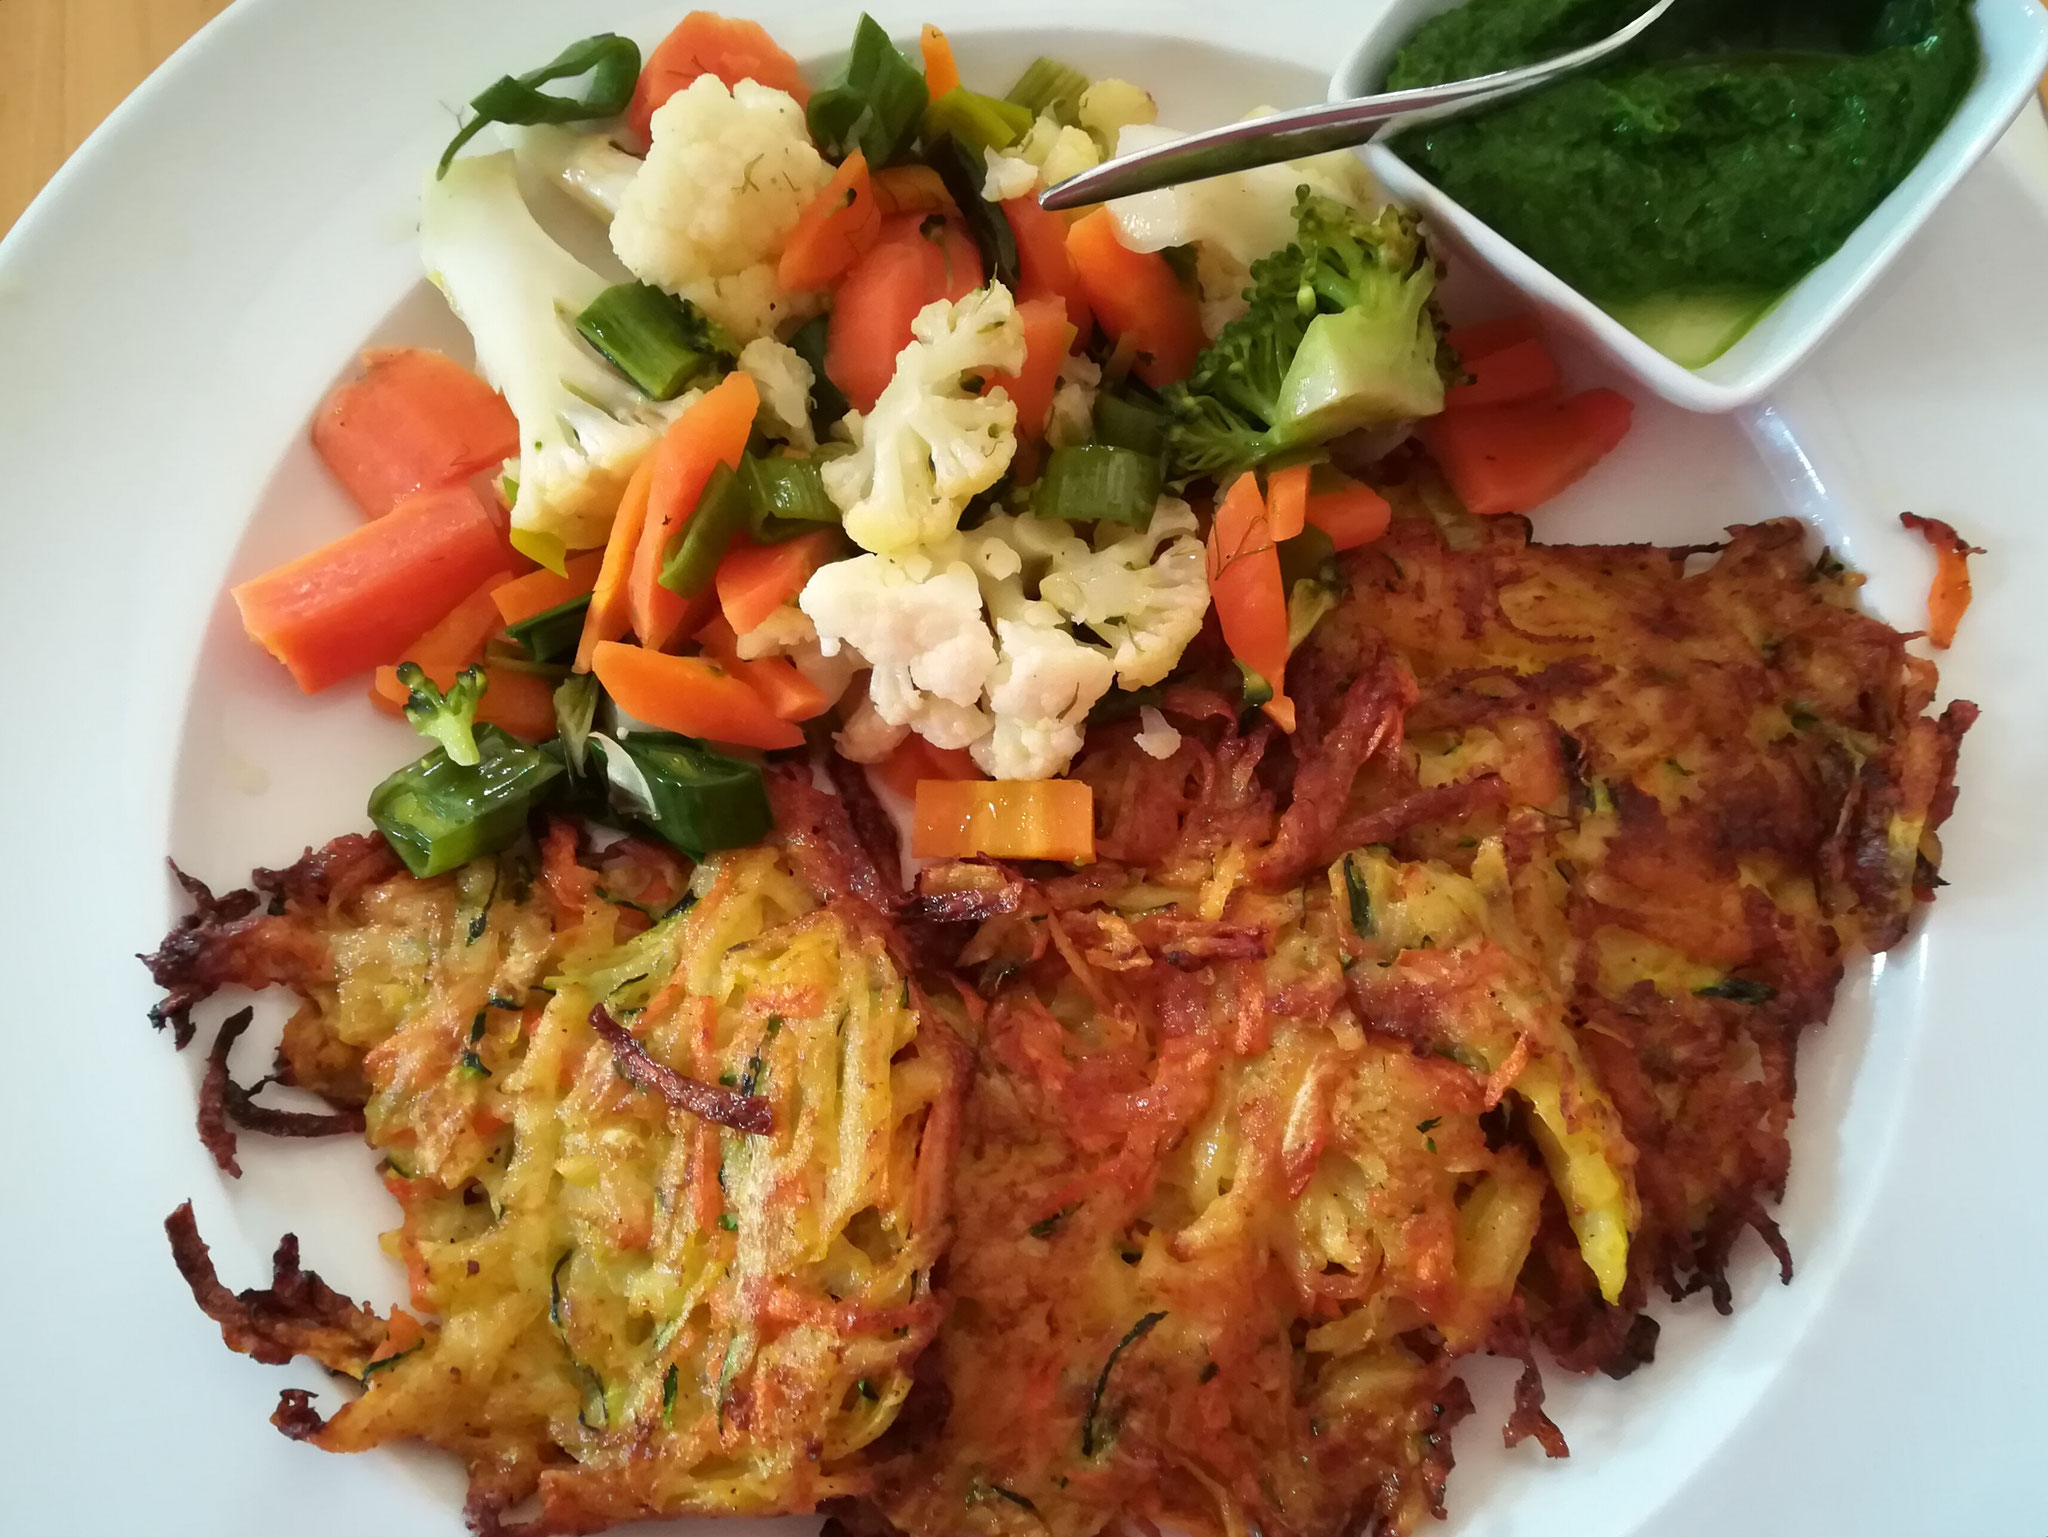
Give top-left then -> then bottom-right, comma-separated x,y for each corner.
503,595 -> 591,664
1006,56 -> 1090,126
657,461 -> 753,599
1032,445 -> 1162,526
744,454 -> 839,540
369,726 -> 565,879
1092,390 -> 1172,456
788,314 -> 848,429
553,673 -> 600,776
807,14 -> 929,168
922,87 -> 1033,154
576,283 -> 734,400
597,732 -> 773,856
438,34 -> 640,177
922,135 -> 1021,290
1343,854 -> 1375,937
1236,660 -> 1274,709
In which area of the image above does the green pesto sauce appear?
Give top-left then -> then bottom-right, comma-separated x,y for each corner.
1387,0 -> 1979,361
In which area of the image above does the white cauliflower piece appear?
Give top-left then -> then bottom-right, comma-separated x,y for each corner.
420,151 -> 691,554
1107,116 -> 1377,272
1078,79 -> 1158,149
1018,112 -> 1103,188
610,77 -> 832,341
982,149 -> 1039,202
822,284 -> 1025,555
1134,706 -> 1183,760
836,691 -> 910,763
738,337 -> 816,452
1196,243 -> 1253,337
972,606 -> 1116,780
1047,352 -> 1101,448
734,603 -> 858,704
800,555 -> 996,750
1036,498 -> 1211,688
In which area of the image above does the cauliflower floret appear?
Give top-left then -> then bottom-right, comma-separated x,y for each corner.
610,77 -> 832,341
1196,243 -> 1253,337
1134,706 -> 1184,760
734,603 -> 858,703
822,284 -> 1025,555
800,555 -> 996,749
1047,352 -> 1102,448
738,337 -> 816,452
982,149 -> 1039,201
420,151 -> 692,555
972,606 -> 1116,780
1078,79 -> 1158,149
1107,116 -> 1377,272
1035,498 -> 1211,688
836,691 -> 910,763
1018,112 -> 1103,188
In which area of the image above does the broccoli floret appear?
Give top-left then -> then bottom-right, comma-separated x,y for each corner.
1165,192 -> 1448,482
397,663 -> 487,766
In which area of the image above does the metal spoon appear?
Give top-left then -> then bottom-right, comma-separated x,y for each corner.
1038,0 -> 1676,211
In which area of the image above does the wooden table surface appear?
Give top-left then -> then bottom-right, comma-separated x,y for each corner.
0,0 -> 232,236
6,0 -> 2048,240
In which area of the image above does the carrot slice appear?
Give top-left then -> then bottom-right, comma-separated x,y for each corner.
716,528 -> 843,637
1206,471 -> 1294,733
1304,478 -> 1392,551
1003,193 -> 1091,336
920,24 -> 962,98
1900,512 -> 1982,649
698,617 -> 831,722
872,165 -> 956,218
873,735 -> 979,801
591,641 -> 805,749
490,551 -> 603,627
1444,313 -> 1542,363
1446,336 -> 1563,410
1420,388 -> 1634,517
992,298 -> 1076,439
628,11 -> 809,143
575,450 -> 657,673
395,574 -> 511,672
778,150 -> 882,292
232,484 -> 512,694
1066,208 -> 1203,389
912,779 -> 1095,862
827,213 -> 985,413
630,372 -> 761,653
1266,463 -> 1311,543
311,348 -> 518,519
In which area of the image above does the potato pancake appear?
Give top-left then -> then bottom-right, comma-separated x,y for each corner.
149,795 -> 965,1533
146,502 -> 1968,1537
850,500 -> 1970,1537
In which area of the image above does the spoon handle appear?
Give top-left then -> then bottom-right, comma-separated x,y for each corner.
1038,0 -> 1675,211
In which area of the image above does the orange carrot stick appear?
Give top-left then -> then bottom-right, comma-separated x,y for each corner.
1900,512 -> 1982,649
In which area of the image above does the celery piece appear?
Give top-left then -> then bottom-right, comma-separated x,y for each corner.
1031,445 -> 1162,527
1005,56 -> 1090,126
923,87 -> 1034,154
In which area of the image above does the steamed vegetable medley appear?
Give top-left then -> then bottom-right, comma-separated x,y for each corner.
230,10 -> 1637,871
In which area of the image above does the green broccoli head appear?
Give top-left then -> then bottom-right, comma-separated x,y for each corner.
398,662 -> 488,767
1165,191 -> 1449,483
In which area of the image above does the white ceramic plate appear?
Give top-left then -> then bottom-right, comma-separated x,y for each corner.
1,3 -> 2042,1533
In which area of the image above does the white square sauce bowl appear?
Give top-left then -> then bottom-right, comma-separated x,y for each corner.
1334,0 -> 2048,411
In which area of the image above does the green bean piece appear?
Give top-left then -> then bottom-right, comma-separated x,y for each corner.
657,461 -> 754,599
922,88 -> 1034,154
369,726 -> 565,879
598,732 -> 774,855
1005,56 -> 1090,126
503,595 -> 592,664
1032,444 -> 1162,526
438,34 -> 641,177
1093,390 -> 1173,456
576,283 -> 734,400
807,14 -> 929,168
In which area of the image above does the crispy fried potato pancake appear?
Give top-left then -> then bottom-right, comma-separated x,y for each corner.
147,506 -> 1969,1537
151,812 -> 964,1534
854,506 -> 1970,1537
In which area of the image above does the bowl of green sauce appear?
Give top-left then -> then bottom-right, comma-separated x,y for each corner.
1338,0 -> 2048,410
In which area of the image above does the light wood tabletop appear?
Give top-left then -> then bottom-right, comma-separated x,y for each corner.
0,0 -> 232,236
